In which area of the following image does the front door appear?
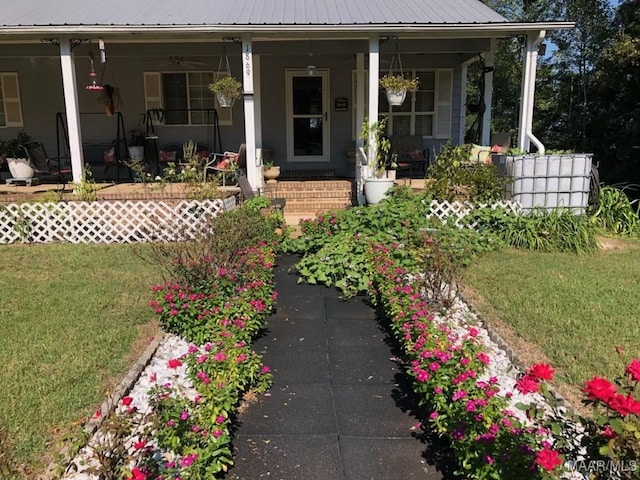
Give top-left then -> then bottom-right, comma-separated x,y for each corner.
285,70 -> 330,163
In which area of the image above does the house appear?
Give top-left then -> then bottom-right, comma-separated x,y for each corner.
0,0 -> 572,191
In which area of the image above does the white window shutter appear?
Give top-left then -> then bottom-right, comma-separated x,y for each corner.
435,69 -> 453,139
1,73 -> 24,127
143,72 -> 163,115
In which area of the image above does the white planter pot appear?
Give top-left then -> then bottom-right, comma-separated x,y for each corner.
386,89 -> 407,106
364,177 -> 395,205
7,158 -> 35,179
215,93 -> 235,108
128,146 -> 144,160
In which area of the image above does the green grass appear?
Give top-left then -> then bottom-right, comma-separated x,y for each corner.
463,238 -> 640,390
0,243 -> 160,474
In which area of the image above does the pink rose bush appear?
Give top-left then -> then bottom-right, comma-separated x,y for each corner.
369,242 -> 640,479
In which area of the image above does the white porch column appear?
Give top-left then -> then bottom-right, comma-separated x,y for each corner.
59,38 -> 85,184
481,39 -> 496,146
355,53 -> 365,149
241,35 -> 262,191
459,57 -> 478,144
518,30 -> 546,154
253,54 -> 263,155
367,36 -> 380,167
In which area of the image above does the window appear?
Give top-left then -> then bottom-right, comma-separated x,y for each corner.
0,73 -> 24,127
143,71 -> 232,126
352,68 -> 452,139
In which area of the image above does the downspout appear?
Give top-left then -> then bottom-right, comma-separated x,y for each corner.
518,30 -> 546,155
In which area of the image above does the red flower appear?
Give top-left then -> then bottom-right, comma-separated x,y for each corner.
515,375 -> 540,394
528,363 -> 555,381
601,425 -> 618,439
127,467 -> 148,480
608,393 -> 640,417
583,376 -> 617,402
133,440 -> 147,450
122,396 -> 133,406
167,358 -> 183,369
534,448 -> 562,472
625,358 -> 640,382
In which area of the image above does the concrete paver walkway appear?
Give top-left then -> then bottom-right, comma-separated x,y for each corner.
228,255 -> 449,480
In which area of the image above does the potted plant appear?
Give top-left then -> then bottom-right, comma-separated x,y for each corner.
360,118 -> 396,205
208,76 -> 243,108
96,84 -> 122,116
128,130 -> 145,160
379,74 -> 419,107
0,131 -> 35,179
263,160 -> 281,183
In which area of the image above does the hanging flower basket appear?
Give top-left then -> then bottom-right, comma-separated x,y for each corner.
379,74 -> 419,107
209,77 -> 242,108
208,48 -> 242,108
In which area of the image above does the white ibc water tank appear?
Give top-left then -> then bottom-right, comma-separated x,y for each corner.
505,154 -> 593,213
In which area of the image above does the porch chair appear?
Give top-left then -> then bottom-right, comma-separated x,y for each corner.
237,174 -> 286,210
21,141 -> 72,183
207,143 -> 246,186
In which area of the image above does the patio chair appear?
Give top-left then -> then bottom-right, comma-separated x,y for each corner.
207,143 -> 246,186
21,141 -> 72,183
238,174 -> 286,210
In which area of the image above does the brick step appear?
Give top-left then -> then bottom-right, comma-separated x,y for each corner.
264,190 -> 352,201
264,180 -> 354,191
279,199 -> 353,213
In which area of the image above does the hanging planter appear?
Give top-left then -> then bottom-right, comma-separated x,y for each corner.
379,40 -> 419,107
208,47 -> 242,108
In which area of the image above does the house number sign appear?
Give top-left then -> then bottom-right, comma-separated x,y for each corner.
334,97 -> 348,111
244,45 -> 251,76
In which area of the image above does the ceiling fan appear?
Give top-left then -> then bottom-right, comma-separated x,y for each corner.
154,56 -> 208,69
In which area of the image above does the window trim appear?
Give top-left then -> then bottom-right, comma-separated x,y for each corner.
352,68 -> 452,139
143,71 -> 232,127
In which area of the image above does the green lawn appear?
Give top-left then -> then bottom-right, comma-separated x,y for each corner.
0,243 -> 161,475
463,237 -> 640,398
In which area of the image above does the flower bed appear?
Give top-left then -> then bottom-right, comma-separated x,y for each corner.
61,239 -> 278,479
369,241 -> 640,479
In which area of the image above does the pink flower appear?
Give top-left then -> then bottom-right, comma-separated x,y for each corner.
126,467 -> 148,480
476,353 -> 491,365
625,358 -> 640,382
188,345 -> 198,353
196,354 -> 208,364
528,363 -> 555,381
167,420 -> 176,427
212,429 -> 223,438
92,409 -> 102,420
236,353 -> 248,364
515,375 -> 540,394
216,415 -> 226,424
416,369 -> 430,382
261,365 -> 271,374
180,411 -> 190,421
534,448 -> 562,472
181,453 -> 198,467
213,352 -> 227,362
429,411 -> 439,419
167,358 -> 182,369
452,390 -> 467,401
469,327 -> 479,338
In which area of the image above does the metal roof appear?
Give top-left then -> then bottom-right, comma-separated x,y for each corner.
1,0 -> 509,27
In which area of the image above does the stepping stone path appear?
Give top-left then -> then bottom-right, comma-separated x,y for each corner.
228,255 -> 449,480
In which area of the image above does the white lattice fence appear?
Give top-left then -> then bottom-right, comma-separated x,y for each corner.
0,198 -> 235,244
426,200 -> 522,229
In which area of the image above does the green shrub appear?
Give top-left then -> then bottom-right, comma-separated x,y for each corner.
590,184 -> 640,235
428,143 -> 507,202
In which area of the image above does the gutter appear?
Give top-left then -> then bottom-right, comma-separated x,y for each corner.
0,21 -> 575,38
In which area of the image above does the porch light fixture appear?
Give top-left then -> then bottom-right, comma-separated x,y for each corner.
307,39 -> 316,76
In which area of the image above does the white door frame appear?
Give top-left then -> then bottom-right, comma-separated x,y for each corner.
285,69 -> 330,163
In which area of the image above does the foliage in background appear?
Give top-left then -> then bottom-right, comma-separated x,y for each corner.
285,188 -> 502,297
590,184 -> 640,235
468,206 -> 599,254
427,143 -> 508,203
